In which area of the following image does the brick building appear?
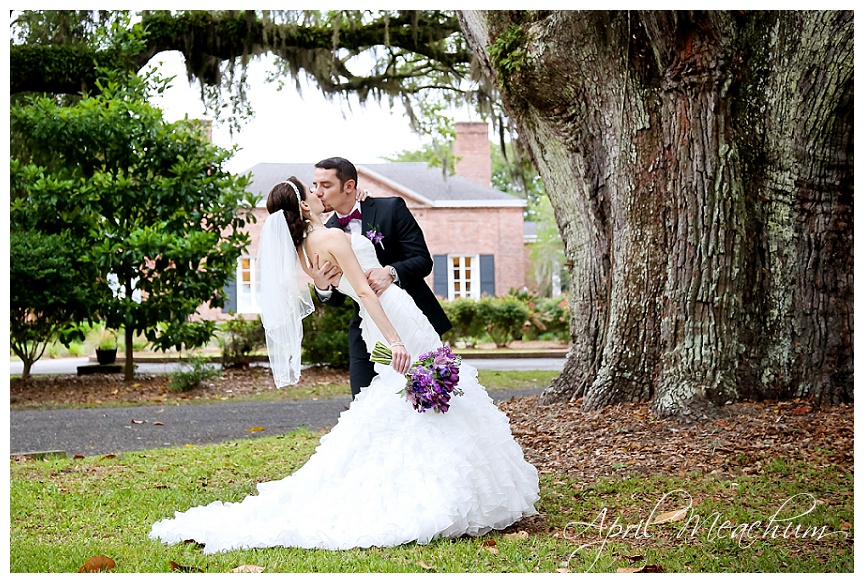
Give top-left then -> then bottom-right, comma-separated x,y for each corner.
210,122 -> 527,318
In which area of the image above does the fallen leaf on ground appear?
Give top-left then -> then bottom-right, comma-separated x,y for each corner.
617,564 -> 665,573
247,426 -> 265,432
417,561 -> 434,570
231,564 -> 265,573
650,508 -> 687,524
131,419 -> 147,424
170,561 -> 204,572
78,555 -> 116,572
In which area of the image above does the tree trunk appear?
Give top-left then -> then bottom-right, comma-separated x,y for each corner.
124,326 -> 135,382
458,10 -> 853,417
12,341 -> 46,383
124,275 -> 136,381
20,361 -> 33,383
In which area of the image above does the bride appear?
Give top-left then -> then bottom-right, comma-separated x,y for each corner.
149,176 -> 539,553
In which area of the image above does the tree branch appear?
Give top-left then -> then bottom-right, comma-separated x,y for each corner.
10,10 -> 470,97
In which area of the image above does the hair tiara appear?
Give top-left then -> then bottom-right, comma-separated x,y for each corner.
283,179 -> 302,208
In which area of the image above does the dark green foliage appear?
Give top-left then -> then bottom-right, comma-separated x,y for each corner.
441,297 -> 483,346
168,354 -> 221,391
9,69 -> 257,379
219,314 -> 266,368
301,295 -> 354,369
9,229 -> 96,380
475,296 -> 530,348
523,296 -> 570,340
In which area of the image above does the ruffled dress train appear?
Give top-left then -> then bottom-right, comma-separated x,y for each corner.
149,234 -> 539,553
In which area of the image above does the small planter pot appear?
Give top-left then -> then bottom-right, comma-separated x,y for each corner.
96,348 -> 117,365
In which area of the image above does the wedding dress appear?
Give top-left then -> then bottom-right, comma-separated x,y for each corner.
149,233 -> 539,553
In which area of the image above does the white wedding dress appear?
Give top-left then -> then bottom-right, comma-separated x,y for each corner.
149,233 -> 539,553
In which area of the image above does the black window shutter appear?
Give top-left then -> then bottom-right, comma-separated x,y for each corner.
433,254 -> 448,298
223,276 -> 237,314
480,255 -> 495,297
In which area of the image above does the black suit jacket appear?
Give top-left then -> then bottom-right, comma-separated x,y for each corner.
322,196 -> 452,337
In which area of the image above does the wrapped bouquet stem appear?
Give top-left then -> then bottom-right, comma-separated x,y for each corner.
370,342 -> 464,413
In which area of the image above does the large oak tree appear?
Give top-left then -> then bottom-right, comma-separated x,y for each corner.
10,10 -> 852,415
458,11 -> 852,417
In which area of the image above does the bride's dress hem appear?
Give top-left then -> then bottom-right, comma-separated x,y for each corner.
149,233 -> 540,554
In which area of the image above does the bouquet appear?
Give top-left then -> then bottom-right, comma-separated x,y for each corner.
370,342 -> 464,413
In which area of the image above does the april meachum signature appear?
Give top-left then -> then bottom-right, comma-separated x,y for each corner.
563,489 -> 849,571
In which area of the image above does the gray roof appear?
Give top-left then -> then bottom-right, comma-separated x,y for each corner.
241,162 -> 525,208
243,163 -> 318,204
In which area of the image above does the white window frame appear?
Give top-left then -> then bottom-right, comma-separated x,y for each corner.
447,254 -> 480,301
236,255 -> 261,313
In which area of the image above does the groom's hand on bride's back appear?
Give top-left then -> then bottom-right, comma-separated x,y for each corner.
366,267 -> 395,296
310,253 -> 342,291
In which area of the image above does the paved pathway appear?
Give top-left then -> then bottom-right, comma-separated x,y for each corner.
9,356 -> 561,458
9,388 -> 543,458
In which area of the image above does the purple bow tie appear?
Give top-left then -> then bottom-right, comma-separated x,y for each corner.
337,209 -> 362,227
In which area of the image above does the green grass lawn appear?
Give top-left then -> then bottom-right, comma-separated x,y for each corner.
10,428 -> 853,573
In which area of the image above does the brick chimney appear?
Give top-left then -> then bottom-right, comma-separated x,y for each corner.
453,122 -> 491,186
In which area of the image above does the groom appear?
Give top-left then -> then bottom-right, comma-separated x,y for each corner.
309,157 -> 451,398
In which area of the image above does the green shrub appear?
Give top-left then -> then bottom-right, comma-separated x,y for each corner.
168,354 -> 221,392
475,296 -> 530,347
301,295 -> 354,369
66,342 -> 87,357
524,296 -> 570,340
441,297 -> 483,346
218,314 -> 266,368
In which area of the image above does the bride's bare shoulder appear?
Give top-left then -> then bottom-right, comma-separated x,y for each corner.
306,227 -> 351,253
307,227 -> 349,242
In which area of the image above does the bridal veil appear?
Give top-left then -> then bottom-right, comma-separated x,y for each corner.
256,211 -> 314,387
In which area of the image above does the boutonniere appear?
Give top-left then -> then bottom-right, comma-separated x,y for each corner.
365,226 -> 385,249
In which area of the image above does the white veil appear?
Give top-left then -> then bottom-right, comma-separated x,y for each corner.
257,211 -> 314,387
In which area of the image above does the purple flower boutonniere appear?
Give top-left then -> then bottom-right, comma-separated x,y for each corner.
365,227 -> 385,249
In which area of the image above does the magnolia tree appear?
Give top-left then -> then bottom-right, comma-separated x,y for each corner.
10,71 -> 256,380
9,228 -> 96,381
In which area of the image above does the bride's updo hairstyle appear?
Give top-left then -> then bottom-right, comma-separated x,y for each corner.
266,176 -> 307,247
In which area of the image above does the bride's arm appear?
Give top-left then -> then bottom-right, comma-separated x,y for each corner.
305,232 -> 412,375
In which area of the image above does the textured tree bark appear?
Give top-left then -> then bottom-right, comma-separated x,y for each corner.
458,10 -> 853,417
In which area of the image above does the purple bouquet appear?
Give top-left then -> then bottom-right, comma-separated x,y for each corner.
370,342 -> 464,413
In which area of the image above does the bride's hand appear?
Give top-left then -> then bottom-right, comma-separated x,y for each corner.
389,344 -> 411,375
355,188 -> 371,202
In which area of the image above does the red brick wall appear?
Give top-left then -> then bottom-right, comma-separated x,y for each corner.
359,174 -> 526,297
197,185 -> 527,321
453,122 -> 492,187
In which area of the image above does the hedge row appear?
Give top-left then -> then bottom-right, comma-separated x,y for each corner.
219,294 -> 570,369
441,294 -> 570,348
